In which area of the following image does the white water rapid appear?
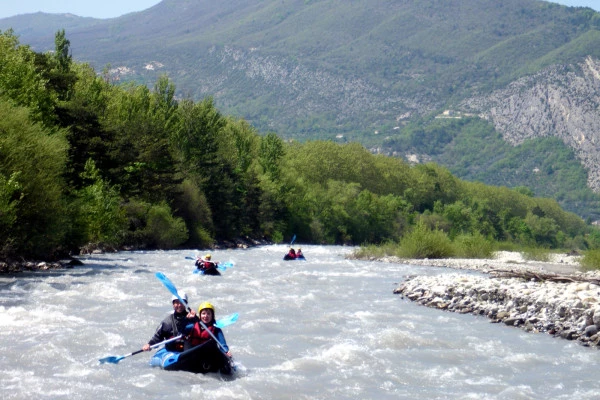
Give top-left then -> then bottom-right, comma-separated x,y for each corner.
1,245 -> 599,399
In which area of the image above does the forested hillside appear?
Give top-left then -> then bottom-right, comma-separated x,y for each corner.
2,0 -> 600,221
1,30 -> 598,262
4,0 -> 599,138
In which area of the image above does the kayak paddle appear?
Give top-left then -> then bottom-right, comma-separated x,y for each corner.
184,313 -> 238,332
215,313 -> 239,329
99,334 -> 183,364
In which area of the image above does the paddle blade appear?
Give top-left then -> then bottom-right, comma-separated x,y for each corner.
290,234 -> 296,245
185,256 -> 194,260
99,355 -> 123,364
215,313 -> 239,329
216,261 -> 233,271
155,272 -> 178,298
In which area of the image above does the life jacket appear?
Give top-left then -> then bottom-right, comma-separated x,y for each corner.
197,259 -> 216,270
188,322 -> 217,347
203,261 -> 216,270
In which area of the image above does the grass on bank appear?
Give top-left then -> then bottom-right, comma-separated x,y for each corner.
353,222 -> 600,272
352,222 -> 588,265
354,222 -> 494,260
581,249 -> 600,271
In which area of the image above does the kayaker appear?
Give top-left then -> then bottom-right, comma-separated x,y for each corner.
142,292 -> 197,352
296,248 -> 305,259
284,248 -> 296,260
195,253 -> 218,272
187,301 -> 231,357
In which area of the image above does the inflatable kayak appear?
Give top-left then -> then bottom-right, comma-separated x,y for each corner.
193,266 -> 221,276
283,255 -> 306,261
150,340 -> 233,374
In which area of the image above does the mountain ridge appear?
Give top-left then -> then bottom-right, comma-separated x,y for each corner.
2,0 -> 600,219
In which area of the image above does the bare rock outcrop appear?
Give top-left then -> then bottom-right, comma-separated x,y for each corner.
461,56 -> 600,190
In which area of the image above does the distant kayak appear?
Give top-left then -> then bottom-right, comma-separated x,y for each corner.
193,266 -> 221,276
150,340 -> 233,374
186,257 -> 233,275
283,255 -> 306,261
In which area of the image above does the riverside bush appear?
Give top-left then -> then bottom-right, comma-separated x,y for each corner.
353,241 -> 399,258
398,222 -> 454,259
144,202 -> 189,249
522,247 -> 551,262
271,231 -> 284,244
581,249 -> 600,271
453,233 -> 494,259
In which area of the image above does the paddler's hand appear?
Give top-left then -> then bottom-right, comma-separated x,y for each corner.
142,343 -> 150,351
187,309 -> 196,318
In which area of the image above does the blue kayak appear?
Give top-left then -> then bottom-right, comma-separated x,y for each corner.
150,340 -> 233,374
193,266 -> 221,275
283,255 -> 306,261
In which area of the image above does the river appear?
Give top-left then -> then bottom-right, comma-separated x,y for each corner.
1,245 -> 599,399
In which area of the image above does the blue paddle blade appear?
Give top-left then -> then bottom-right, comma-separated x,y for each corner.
290,234 -> 296,245
218,261 -> 234,270
155,272 -> 179,298
99,355 -> 124,364
215,313 -> 239,329
185,256 -> 194,260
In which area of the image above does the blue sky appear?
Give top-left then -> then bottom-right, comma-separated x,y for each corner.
0,0 -> 597,19
551,0 -> 600,10
0,1 -> 162,19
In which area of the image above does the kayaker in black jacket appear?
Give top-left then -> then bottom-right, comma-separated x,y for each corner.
195,254 -> 219,274
142,292 -> 198,352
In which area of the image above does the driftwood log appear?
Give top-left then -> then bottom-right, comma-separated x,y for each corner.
490,269 -> 600,285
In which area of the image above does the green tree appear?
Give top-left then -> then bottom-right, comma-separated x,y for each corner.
172,97 -> 226,237
0,98 -> 69,257
59,63 -> 116,189
259,132 -> 285,180
0,172 -> 22,253
54,29 -> 72,72
104,78 -> 181,203
47,29 -> 76,102
0,30 -> 57,126
73,159 -> 127,247
171,178 -> 214,247
524,211 -> 559,248
143,202 -> 189,249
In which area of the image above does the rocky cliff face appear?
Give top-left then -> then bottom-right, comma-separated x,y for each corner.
173,45 -> 433,135
461,56 -> 600,191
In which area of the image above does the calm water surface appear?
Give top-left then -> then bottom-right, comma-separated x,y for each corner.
1,245 -> 599,399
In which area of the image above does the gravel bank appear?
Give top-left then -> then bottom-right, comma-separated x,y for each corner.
383,252 -> 600,348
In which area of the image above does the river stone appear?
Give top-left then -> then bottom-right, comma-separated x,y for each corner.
585,325 -> 599,337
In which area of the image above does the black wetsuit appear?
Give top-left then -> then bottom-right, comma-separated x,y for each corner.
148,311 -> 197,351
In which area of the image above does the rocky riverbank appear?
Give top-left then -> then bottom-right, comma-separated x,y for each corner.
0,259 -> 75,274
0,237 -> 272,274
381,252 -> 600,349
